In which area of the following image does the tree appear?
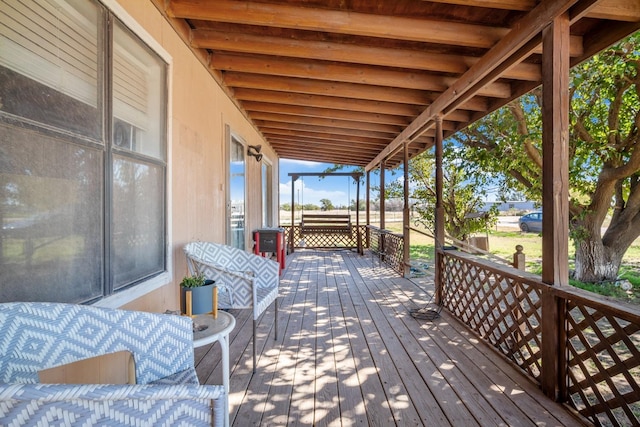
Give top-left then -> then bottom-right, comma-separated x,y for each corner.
456,32 -> 640,282
320,198 -> 334,211
389,143 -> 498,242
350,199 -> 366,211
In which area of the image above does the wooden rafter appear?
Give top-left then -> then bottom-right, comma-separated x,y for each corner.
157,0 -> 640,168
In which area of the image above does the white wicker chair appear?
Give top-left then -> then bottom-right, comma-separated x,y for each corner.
0,302 -> 226,427
184,242 -> 279,372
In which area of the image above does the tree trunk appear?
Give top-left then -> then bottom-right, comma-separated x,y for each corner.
574,237 -> 624,282
573,212 -> 637,282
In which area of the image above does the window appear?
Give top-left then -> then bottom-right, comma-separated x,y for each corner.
0,0 -> 167,303
228,136 -> 245,250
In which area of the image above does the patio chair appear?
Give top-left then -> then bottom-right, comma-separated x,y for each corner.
0,302 -> 226,427
184,241 -> 279,372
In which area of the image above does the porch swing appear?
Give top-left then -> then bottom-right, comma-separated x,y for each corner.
288,172 -> 363,254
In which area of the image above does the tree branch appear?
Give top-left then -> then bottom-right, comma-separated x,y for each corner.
509,101 -> 542,169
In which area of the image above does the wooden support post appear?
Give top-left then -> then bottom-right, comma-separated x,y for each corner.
403,140 -> 411,278
541,13 -> 570,402
355,174 -> 363,255
379,160 -> 386,261
290,175 -> 297,253
366,170 -> 371,248
434,115 -> 445,304
379,160 -> 386,230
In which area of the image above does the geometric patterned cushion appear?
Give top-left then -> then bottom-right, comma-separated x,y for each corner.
0,303 -> 227,426
0,302 -> 195,385
184,242 -> 279,318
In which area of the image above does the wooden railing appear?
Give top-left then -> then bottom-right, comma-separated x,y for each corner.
438,249 -> 640,426
367,225 -> 405,275
282,225 -> 365,253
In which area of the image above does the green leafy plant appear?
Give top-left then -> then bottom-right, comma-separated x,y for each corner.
180,273 -> 206,288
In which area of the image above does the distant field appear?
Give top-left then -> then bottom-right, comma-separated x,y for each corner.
384,221 -> 640,265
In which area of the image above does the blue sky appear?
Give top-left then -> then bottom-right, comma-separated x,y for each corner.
278,158 -> 405,207
277,158 -> 503,207
278,159 -> 365,207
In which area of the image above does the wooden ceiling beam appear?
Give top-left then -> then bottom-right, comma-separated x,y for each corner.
233,88 -> 424,117
574,20 -> 640,66
584,0 -> 640,21
250,112 -> 404,134
224,72 -> 432,105
255,110 -> 459,133
224,73 -> 490,111
419,0 -> 535,10
248,101 -> 467,127
366,0 -> 582,171
264,134 -> 388,150
273,150 -> 368,166
271,138 -> 423,161
269,143 -> 376,163
264,126 -> 436,148
193,29 -> 543,81
168,0 -> 509,49
213,53 -> 512,99
233,86 -> 484,115
254,121 -> 396,140
242,101 -> 412,126
422,0 -> 640,21
261,128 -> 390,145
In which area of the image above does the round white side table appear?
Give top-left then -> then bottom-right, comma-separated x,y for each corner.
193,311 -> 235,427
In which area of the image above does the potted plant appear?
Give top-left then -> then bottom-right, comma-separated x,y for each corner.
180,273 -> 216,315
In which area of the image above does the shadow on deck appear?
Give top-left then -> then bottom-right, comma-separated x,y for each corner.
195,249 -> 584,426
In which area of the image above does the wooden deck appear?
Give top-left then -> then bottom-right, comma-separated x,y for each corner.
194,250 -> 585,426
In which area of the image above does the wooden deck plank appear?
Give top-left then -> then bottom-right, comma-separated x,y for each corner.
374,268 -> 584,426
258,250 -> 309,426
344,253 -> 472,425
195,249 -> 586,427
313,253 -> 342,427
330,252 -> 397,426
325,252 -> 369,426
372,270 -> 539,426
289,252 -> 320,426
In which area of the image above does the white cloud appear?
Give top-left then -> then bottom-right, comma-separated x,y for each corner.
280,179 -> 348,206
279,158 -> 325,169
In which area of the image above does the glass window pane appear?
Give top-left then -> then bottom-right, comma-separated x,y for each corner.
229,138 -> 245,249
112,155 -> 164,290
0,0 -> 102,139
112,21 -> 166,160
0,123 -> 104,303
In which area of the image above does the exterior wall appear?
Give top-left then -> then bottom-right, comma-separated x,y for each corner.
112,1 -> 279,312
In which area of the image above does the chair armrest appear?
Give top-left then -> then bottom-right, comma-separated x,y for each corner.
149,367 -> 199,385
0,383 -> 225,426
0,383 -> 224,401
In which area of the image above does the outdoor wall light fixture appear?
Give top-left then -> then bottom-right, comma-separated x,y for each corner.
247,144 -> 263,162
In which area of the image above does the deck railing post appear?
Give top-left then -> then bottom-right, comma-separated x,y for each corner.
513,245 -> 526,270
435,249 -> 444,305
541,289 -> 567,401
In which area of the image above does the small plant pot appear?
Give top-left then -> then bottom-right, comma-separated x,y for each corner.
181,280 -> 215,315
